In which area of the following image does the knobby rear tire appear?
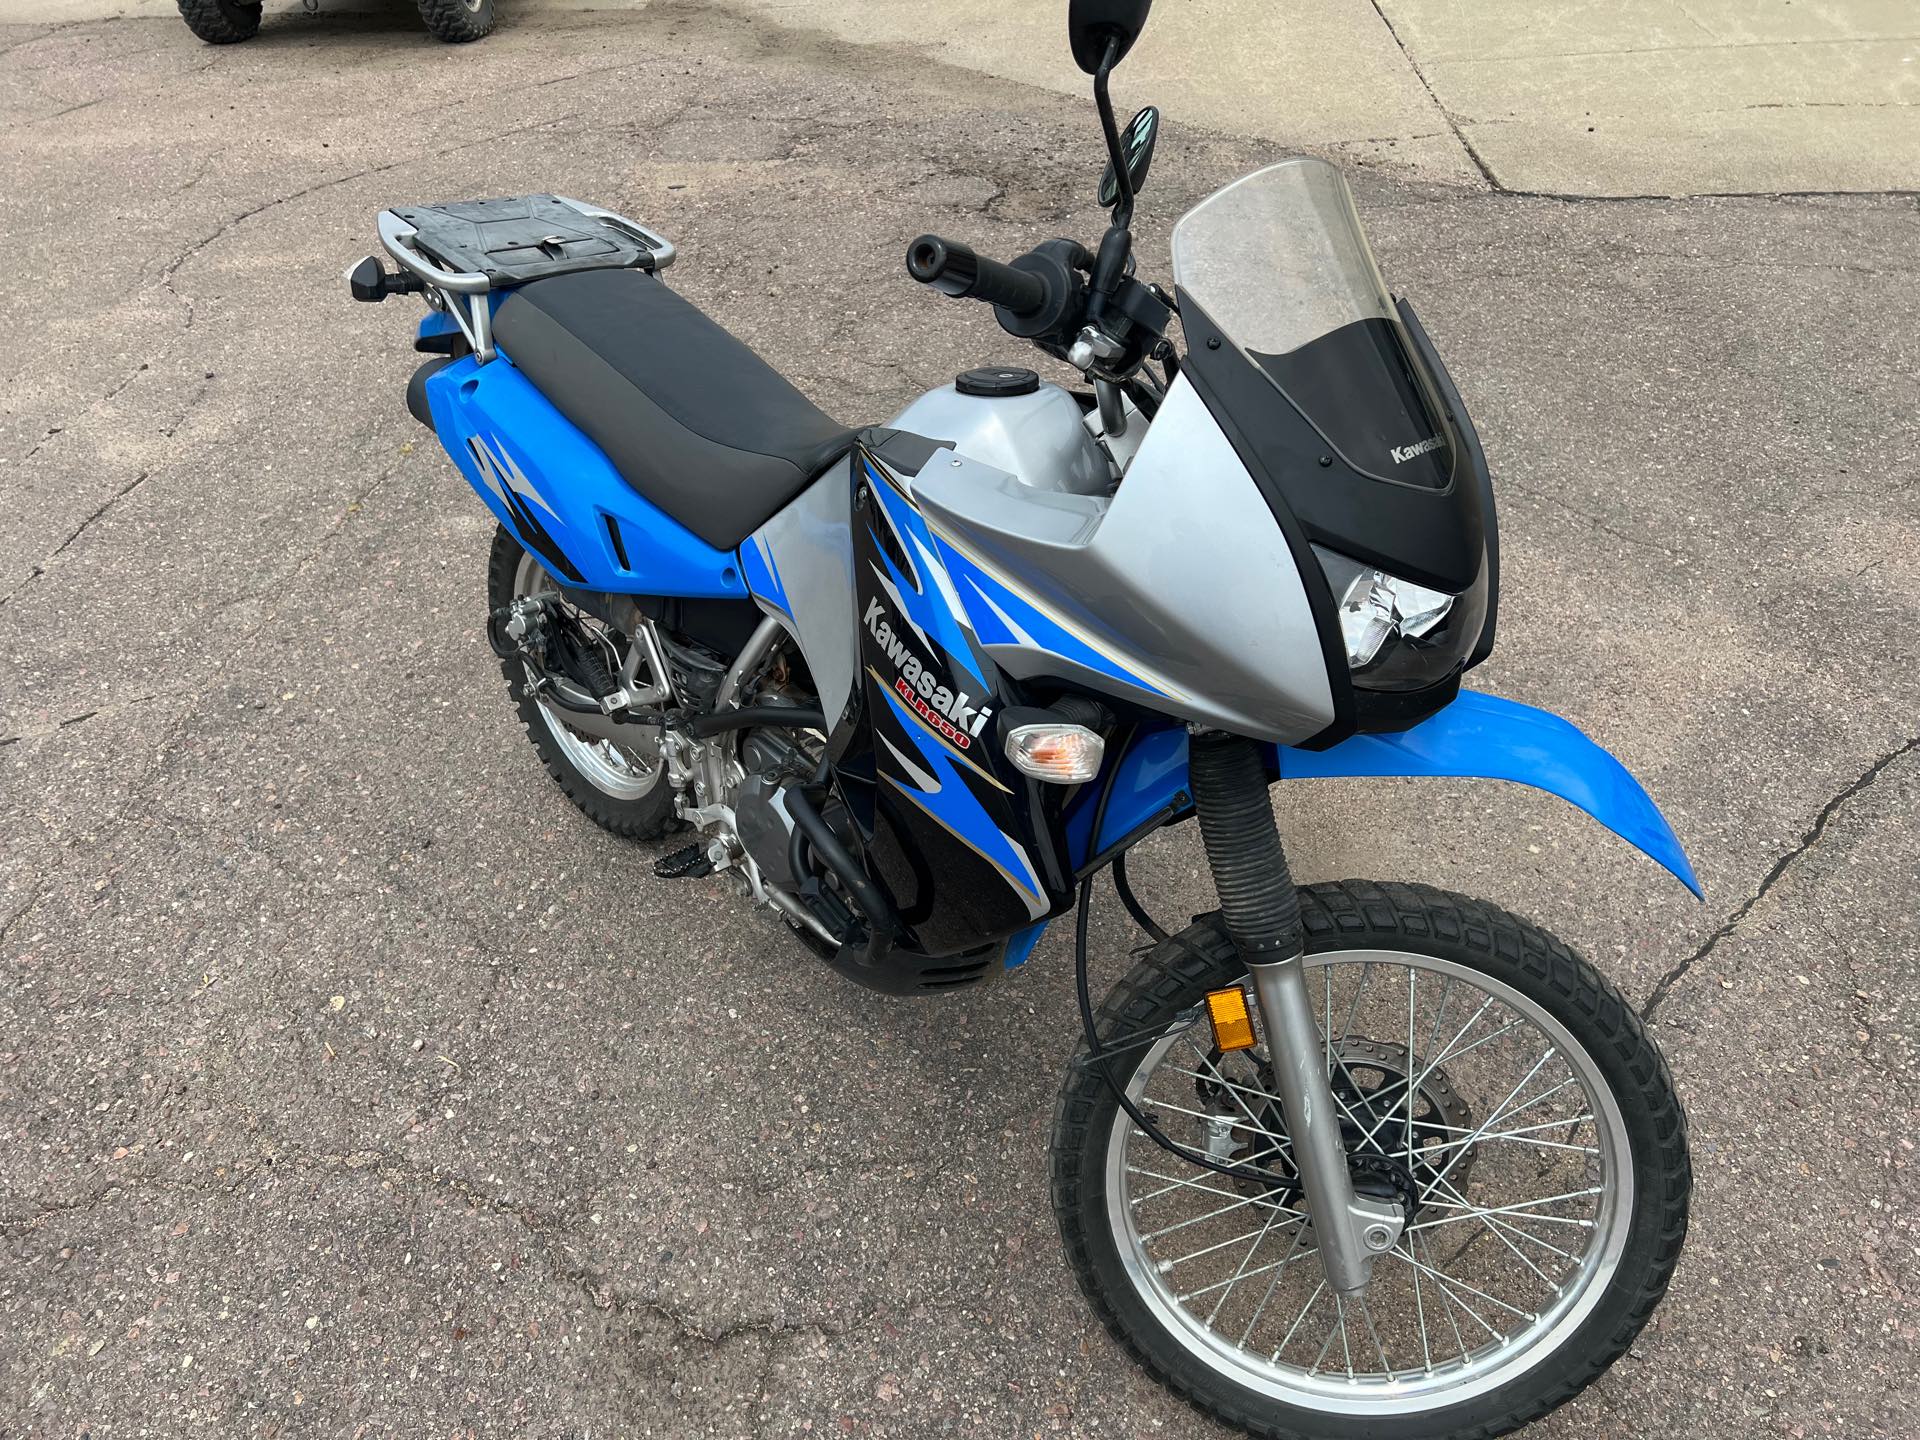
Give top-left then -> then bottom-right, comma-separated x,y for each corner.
1050,879 -> 1690,1440
175,0 -> 261,43
416,0 -> 497,44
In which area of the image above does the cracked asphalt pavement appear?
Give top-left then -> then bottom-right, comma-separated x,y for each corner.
3,7 -> 1917,1438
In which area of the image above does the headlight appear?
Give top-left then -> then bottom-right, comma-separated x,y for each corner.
1313,545 -> 1488,694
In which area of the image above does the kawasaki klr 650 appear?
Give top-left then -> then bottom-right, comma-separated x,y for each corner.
346,3 -> 1697,1434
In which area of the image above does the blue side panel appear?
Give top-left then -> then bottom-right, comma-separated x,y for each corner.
929,532 -> 1172,699
1064,724 -> 1190,862
864,461 -> 991,694
1063,691 -> 1702,897
422,354 -> 744,599
417,310 -> 461,342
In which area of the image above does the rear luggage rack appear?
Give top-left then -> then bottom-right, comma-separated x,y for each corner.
369,195 -> 675,362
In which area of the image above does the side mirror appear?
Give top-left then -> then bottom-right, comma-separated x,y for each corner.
1069,0 -> 1153,75
1098,106 -> 1159,208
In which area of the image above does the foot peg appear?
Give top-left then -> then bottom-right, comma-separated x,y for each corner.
653,844 -> 715,880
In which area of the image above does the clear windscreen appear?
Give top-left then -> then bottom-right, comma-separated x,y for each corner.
1172,158 -> 1456,490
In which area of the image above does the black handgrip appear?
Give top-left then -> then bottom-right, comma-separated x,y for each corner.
906,234 -> 1048,318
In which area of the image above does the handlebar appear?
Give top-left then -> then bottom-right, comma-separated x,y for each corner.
906,234 -> 1049,319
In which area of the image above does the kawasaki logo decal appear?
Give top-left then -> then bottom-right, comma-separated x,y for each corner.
864,596 -> 991,749
1390,435 -> 1444,464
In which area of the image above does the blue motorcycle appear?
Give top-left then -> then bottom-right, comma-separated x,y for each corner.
348,3 -> 1695,1433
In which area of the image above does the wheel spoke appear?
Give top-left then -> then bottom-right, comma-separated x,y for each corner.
1410,1251 -> 1435,1371
1420,975 -> 1457,1076
1422,1045 -> 1559,1195
1347,1000 -> 1510,1153
1423,1169 -> 1558,1287
1237,1220 -> 1309,1347
1126,1159 -> 1284,1207
1162,1054 -> 1296,1159
1273,1278 -> 1326,1363
1417,1230 -> 1479,1358
1164,1212 -> 1309,1277
1360,1296 -> 1392,1375
1176,1234 -> 1320,1303
1339,961 -> 1375,1046
1394,1244 -> 1536,1324
1422,1167 -> 1583,1269
1405,966 -> 1419,1168
1205,1193 -> 1289,1326
1139,1185 -> 1304,1243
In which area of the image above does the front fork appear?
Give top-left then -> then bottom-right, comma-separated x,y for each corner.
1188,730 -> 1404,1294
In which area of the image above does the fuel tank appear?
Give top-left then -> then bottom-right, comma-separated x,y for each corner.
887,372 -> 1110,497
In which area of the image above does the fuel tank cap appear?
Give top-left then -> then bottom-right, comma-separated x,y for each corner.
956,366 -> 1040,397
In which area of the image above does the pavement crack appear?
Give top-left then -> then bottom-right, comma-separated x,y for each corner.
1,693 -> 166,748
1509,484 -> 1701,560
1641,732 -> 1920,1018
0,885 -> 47,949
1367,0 -> 1500,191
3,471 -> 151,605
0,22 -> 80,61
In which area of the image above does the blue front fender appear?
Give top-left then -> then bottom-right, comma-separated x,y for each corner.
1061,689 -> 1702,898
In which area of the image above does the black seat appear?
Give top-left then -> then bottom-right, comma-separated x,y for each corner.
492,269 -> 857,551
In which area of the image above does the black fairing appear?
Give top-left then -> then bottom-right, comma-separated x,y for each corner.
1178,292 -> 1499,736
1396,298 -> 1500,670
1179,292 -> 1486,595
830,443 -> 1074,960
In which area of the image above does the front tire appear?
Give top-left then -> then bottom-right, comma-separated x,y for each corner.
1051,880 -> 1689,1440
416,0 -> 497,43
175,0 -> 261,43
487,526 -> 678,842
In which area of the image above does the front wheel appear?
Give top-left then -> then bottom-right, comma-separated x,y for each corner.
1051,880 -> 1689,1440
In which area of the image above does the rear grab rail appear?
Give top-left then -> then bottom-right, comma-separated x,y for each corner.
372,197 -> 676,364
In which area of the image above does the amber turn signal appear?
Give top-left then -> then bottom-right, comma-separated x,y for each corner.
1206,986 -> 1256,1052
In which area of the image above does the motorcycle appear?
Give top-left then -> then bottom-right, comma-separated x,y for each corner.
346,2 -> 1696,1433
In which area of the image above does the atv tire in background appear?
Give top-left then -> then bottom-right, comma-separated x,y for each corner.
175,0 -> 262,43
417,0 -> 498,43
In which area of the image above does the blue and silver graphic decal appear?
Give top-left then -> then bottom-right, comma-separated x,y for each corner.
468,432 -> 584,584
740,532 -> 791,618
927,528 -> 1179,701
876,676 -> 1045,918
864,459 -> 990,694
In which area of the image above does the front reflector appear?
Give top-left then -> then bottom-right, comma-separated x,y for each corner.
1004,722 -> 1105,783
1206,987 -> 1256,1052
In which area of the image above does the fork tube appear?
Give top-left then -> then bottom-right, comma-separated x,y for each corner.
1186,729 -> 1401,1294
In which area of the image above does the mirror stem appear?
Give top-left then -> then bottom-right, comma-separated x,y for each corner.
1093,37 -> 1133,229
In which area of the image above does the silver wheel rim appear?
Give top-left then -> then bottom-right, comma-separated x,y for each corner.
511,552 -> 663,803
1102,948 -> 1633,1417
